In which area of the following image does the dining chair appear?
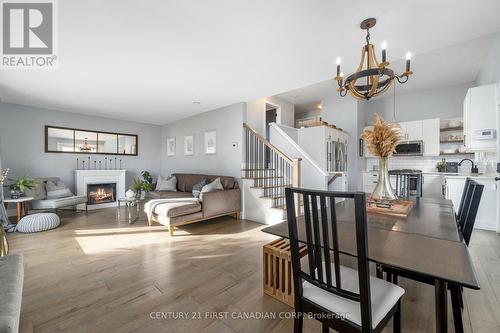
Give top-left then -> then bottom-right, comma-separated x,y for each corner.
285,187 -> 405,333
456,177 -> 473,227
459,180 -> 483,246
382,181 -> 484,333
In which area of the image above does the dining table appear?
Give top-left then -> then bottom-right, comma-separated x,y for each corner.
261,197 -> 479,333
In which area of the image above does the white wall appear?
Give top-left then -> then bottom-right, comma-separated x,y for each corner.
0,102 -> 162,191
476,31 -> 500,86
161,103 -> 244,179
245,96 -> 295,135
358,82 -> 473,124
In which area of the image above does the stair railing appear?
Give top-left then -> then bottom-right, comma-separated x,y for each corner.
243,123 -> 301,215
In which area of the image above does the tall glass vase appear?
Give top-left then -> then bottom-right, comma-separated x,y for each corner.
372,157 -> 397,201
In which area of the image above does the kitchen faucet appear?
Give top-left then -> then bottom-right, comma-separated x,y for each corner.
458,158 -> 479,174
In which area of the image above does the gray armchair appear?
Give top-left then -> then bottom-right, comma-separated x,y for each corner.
24,177 -> 87,212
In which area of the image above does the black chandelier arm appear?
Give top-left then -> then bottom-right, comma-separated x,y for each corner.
395,75 -> 410,84
339,88 -> 348,97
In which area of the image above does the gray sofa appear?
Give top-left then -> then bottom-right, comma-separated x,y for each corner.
147,173 -> 241,236
0,229 -> 24,333
24,177 -> 87,211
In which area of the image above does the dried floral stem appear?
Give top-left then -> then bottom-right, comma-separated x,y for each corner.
362,114 -> 400,158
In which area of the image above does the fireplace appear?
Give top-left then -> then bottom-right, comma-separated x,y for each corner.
87,183 -> 117,205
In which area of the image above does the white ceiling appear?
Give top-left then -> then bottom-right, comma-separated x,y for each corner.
1,0 -> 500,125
279,34 -> 495,112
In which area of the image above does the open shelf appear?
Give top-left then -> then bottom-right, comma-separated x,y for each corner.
439,152 -> 473,156
440,140 -> 464,144
440,126 -> 463,132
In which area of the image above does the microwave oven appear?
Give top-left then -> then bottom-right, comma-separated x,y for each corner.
393,140 -> 423,156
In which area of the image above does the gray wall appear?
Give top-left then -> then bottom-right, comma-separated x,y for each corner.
161,103 -> 244,179
476,31 -> 500,86
357,82 -> 473,124
0,102 -> 162,191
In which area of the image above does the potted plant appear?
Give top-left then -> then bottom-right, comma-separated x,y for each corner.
7,175 -> 38,199
130,178 -> 153,200
362,114 -> 400,201
141,171 -> 153,185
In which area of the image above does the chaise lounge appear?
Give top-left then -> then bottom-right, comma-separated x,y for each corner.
146,173 -> 241,236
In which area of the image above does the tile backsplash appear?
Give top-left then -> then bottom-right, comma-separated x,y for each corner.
364,153 -> 497,174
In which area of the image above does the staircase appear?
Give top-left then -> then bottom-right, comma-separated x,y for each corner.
242,123 -> 301,223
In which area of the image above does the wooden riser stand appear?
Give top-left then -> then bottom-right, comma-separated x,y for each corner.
263,238 -> 307,307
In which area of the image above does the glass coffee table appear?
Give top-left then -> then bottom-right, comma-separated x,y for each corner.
117,197 -> 140,224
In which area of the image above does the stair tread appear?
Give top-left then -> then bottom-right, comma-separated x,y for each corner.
272,202 -> 305,210
241,168 -> 275,171
251,184 -> 291,189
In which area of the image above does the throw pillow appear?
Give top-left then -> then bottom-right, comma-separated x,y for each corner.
155,175 -> 177,192
192,179 -> 208,198
45,180 -> 73,199
199,178 -> 224,201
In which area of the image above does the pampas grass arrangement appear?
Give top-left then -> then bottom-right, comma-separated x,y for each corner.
362,114 -> 400,157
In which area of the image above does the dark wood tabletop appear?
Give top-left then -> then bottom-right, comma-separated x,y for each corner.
261,198 -> 479,290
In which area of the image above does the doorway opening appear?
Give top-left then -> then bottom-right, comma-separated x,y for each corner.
265,103 -> 279,167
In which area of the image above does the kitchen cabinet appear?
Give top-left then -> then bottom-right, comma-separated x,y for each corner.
362,172 -> 396,194
444,176 -> 497,231
399,121 -> 423,141
297,125 -> 348,172
362,118 -> 440,157
422,174 -> 444,199
463,84 -> 497,151
422,118 -> 440,156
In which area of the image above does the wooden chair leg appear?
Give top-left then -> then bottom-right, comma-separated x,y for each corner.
293,314 -> 303,333
393,300 -> 401,333
169,227 -> 175,237
450,285 -> 464,333
322,322 -> 329,333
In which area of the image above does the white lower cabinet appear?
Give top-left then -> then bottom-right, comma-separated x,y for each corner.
422,174 -> 444,199
444,177 -> 497,231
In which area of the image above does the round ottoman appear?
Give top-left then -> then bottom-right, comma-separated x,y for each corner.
17,213 -> 60,233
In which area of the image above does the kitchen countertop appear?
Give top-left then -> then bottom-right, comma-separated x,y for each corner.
363,170 -> 497,179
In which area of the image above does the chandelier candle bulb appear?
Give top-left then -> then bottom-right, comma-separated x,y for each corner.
336,57 -> 341,77
405,52 -> 412,72
381,41 -> 387,63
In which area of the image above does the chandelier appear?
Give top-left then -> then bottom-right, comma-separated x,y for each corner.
335,18 -> 413,100
78,138 -> 95,152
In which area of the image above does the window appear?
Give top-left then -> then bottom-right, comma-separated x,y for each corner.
45,126 -> 138,156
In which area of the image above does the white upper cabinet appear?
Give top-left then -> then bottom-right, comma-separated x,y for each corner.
422,118 -> 440,156
361,118 -> 439,157
404,121 -> 423,141
463,84 -> 497,151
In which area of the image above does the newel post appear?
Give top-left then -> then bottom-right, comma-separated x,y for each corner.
292,158 -> 302,216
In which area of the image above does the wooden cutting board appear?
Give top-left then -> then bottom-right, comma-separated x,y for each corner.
366,198 -> 414,218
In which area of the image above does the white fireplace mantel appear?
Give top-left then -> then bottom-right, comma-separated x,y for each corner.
75,170 -> 126,210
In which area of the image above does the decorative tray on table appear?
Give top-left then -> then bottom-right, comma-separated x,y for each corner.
366,197 -> 414,218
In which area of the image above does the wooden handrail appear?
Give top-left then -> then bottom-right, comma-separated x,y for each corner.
243,123 -> 300,165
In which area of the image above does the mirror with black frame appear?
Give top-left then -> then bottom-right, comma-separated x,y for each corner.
45,126 -> 138,155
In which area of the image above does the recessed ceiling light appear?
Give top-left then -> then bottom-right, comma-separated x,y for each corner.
318,104 -> 322,110
192,101 -> 201,105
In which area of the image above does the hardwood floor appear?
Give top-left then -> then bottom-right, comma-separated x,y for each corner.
6,208 -> 500,333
